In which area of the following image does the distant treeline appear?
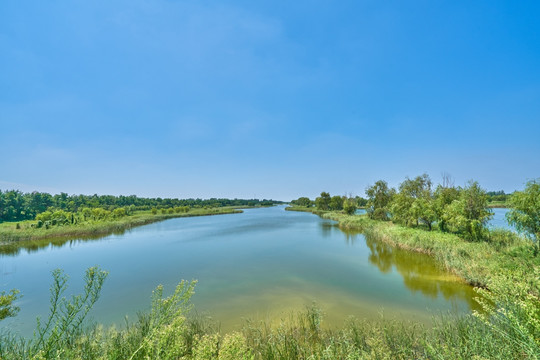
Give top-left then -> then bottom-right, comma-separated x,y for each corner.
291,196 -> 367,210
292,190 -> 510,209
486,190 -> 511,203
0,190 -> 282,223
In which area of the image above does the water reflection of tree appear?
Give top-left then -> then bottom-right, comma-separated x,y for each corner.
0,230 -> 127,257
362,233 -> 480,311
320,222 -> 335,239
342,230 -> 362,246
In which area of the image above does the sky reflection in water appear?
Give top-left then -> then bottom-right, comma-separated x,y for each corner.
1,206 -> 481,336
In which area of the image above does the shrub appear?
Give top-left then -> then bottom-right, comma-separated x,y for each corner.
0,289 -> 21,321
373,208 -> 389,221
343,199 -> 357,215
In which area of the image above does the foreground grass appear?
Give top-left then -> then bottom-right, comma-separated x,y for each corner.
1,270 -> 538,360
0,208 -> 242,245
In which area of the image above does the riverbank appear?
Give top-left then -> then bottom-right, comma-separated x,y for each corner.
285,206 -> 539,292
0,207 -> 243,245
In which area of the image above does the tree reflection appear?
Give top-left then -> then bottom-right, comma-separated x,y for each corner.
360,232 -> 481,311
0,230 -> 127,257
320,222 -> 335,238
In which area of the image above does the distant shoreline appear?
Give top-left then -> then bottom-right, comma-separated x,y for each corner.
0,207 -> 243,246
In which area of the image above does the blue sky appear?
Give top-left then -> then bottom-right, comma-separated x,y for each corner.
1,0 -> 539,200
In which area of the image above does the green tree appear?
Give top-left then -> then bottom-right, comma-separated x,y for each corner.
412,197 -> 437,231
365,180 -> 395,220
354,196 -> 368,207
2,190 -> 24,222
81,207 -> 92,221
291,197 -> 313,207
506,179 -> 540,255
51,210 -> 71,226
343,198 -> 358,215
315,192 -> 331,210
92,208 -> 111,221
391,174 -> 436,229
433,184 -> 460,232
25,192 -> 53,219
444,180 -> 493,241
329,195 -> 344,211
391,192 -> 415,226
36,211 -> 53,223
112,207 -> 126,218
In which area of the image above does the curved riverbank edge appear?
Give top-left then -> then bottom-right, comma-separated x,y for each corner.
0,208 -> 243,245
285,206 -> 539,294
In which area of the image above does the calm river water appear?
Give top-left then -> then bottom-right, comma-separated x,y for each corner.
1,206 -> 482,337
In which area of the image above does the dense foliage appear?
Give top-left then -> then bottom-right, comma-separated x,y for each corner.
292,195 -> 367,211
290,197 -> 313,207
0,189 -> 282,223
391,174 -> 434,229
299,174 -> 531,243
507,179 -> 540,254
365,180 -> 395,221
443,180 -> 493,241
293,175 -> 539,247
360,175 -> 494,241
297,174 -> 501,242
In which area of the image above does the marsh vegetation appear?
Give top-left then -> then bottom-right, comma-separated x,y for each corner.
1,177 -> 539,359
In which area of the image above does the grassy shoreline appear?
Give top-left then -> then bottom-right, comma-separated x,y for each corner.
285,206 -> 539,292
0,207 -> 243,245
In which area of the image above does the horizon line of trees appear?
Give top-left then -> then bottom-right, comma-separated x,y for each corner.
291,195 -> 367,212
0,190 -> 283,223
291,189 -> 509,211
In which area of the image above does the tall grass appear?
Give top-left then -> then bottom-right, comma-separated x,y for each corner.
1,268 -> 538,359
